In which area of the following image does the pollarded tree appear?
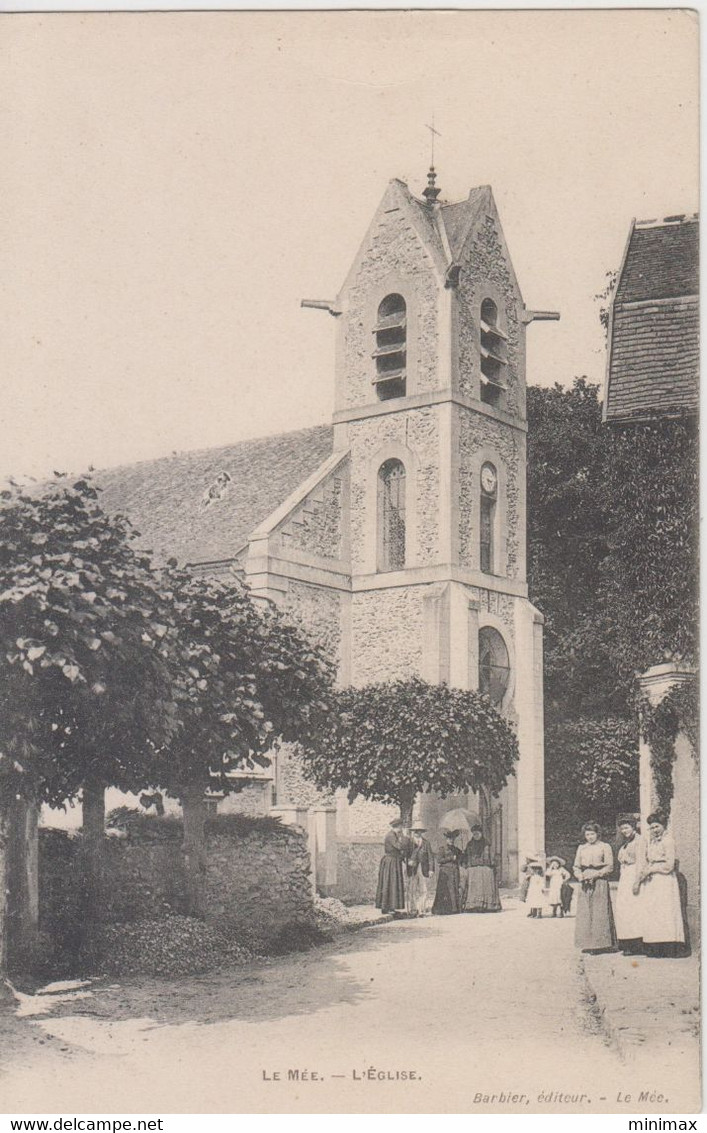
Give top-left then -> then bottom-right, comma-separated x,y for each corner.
0,476 -> 180,958
154,567 -> 335,914
300,677 -> 519,826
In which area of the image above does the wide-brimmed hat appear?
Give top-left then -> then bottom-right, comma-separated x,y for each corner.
547,855 -> 566,867
390,818 -> 403,829
412,826 -> 427,833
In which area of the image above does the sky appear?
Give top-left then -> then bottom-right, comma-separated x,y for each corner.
0,10 -> 698,480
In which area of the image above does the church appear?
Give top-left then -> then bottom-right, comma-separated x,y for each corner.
100,169 -> 556,897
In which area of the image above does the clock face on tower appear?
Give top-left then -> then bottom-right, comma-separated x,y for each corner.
481,462 -> 498,496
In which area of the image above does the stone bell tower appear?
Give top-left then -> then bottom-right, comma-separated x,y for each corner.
307,169 -> 557,882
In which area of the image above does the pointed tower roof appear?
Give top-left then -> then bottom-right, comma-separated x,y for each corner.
337,179 -> 504,299
439,186 -> 493,260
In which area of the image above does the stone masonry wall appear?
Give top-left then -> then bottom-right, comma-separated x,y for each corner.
283,579 -> 343,669
273,461 -> 349,563
350,586 -> 425,685
336,841 -> 385,905
456,214 -> 525,418
457,409 -> 522,579
348,408 -> 440,572
39,817 -> 315,953
276,741 -> 332,809
343,209 -> 440,410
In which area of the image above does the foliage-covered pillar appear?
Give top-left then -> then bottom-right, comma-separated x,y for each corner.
181,785 -> 207,918
638,661 -> 699,942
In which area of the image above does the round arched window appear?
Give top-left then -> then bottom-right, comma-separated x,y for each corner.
478,627 -> 511,707
481,297 -> 498,328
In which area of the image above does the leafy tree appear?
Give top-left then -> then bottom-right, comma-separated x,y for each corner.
526,379 -> 616,716
0,476 -> 178,958
154,568 -> 334,914
601,416 -> 698,677
544,716 -> 639,847
301,678 -> 519,825
526,380 -> 697,846
0,477 -> 336,936
595,269 -> 618,339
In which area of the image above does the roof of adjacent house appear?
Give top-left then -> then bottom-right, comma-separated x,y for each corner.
97,423 -> 334,567
605,215 -> 699,423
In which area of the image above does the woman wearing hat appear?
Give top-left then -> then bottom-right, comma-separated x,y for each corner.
375,818 -> 407,915
432,829 -> 463,915
573,822 -> 617,952
461,825 -> 501,912
406,827 -> 434,917
633,812 -> 685,957
615,815 -> 645,954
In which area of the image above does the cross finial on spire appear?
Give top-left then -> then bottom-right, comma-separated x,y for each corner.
423,117 -> 442,204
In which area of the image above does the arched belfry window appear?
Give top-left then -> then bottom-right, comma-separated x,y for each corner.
373,294 -> 406,401
378,458 -> 406,571
478,627 -> 511,708
480,461 -> 498,574
480,298 -> 507,406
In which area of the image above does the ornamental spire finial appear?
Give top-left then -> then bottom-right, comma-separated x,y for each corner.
423,118 -> 442,204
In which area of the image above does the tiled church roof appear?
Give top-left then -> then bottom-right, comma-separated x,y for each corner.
605,215 -> 699,423
98,423 -> 334,567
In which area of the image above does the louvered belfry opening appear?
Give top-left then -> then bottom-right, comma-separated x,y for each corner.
480,298 -> 508,406
378,458 -> 406,571
373,293 -> 407,401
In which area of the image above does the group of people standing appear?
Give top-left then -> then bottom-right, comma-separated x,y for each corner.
375,819 -> 501,917
573,812 -> 687,958
523,855 -> 573,918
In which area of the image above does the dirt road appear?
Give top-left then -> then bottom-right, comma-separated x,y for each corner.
0,899 -> 699,1113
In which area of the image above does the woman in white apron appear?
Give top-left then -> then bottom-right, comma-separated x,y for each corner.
615,815 -> 644,954
634,811 -> 686,958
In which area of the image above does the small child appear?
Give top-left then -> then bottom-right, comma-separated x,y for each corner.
524,860 -> 548,918
545,855 -> 572,917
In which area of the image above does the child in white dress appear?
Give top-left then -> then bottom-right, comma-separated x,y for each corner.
545,856 -> 571,917
525,861 -> 548,918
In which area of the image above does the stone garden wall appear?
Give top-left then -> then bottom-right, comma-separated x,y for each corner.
39,814 -> 316,958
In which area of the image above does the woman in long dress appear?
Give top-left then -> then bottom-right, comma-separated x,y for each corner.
375,818 -> 406,914
432,830 -> 462,915
615,815 -> 645,954
462,825 -> 501,912
634,812 -> 685,957
573,822 -> 617,952
406,827 -> 434,917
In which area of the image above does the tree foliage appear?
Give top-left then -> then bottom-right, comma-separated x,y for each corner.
527,380 -> 698,716
0,477 -> 177,807
0,476 -> 335,809
639,675 -> 699,818
527,379 -> 698,840
153,568 -> 335,799
301,678 -> 519,820
544,716 -> 639,843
